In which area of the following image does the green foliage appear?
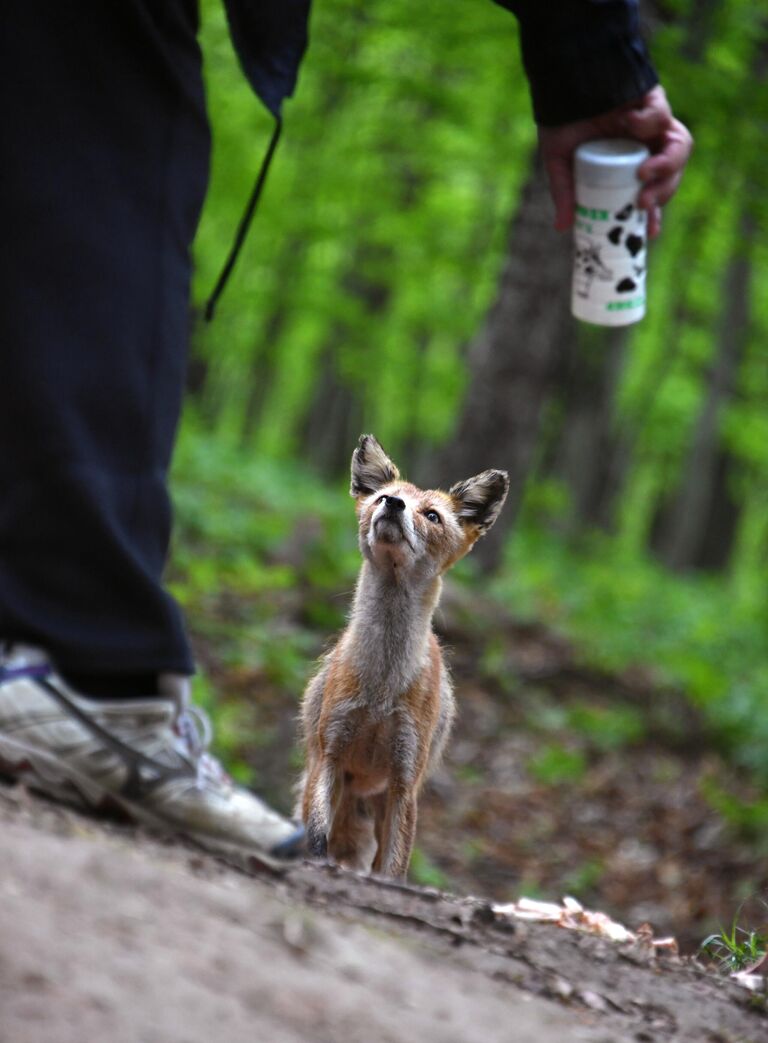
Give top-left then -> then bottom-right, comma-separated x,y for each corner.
701,920 -> 768,974
189,0 -> 768,516
193,0 -> 531,457
561,859 -> 605,898
522,693 -> 646,752
528,743 -> 587,786
408,847 -> 453,890
170,422 -> 359,704
699,778 -> 768,843
494,520 -> 768,786
566,703 -> 646,752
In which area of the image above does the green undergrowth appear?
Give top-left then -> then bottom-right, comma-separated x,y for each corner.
169,422 -> 359,693
169,428 -> 768,823
492,523 -> 768,803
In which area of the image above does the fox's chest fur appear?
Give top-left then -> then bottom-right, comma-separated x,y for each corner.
316,617 -> 446,794
340,570 -> 438,706
301,569 -> 448,791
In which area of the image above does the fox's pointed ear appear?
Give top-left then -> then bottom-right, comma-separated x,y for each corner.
350,434 -> 400,498
449,470 -> 509,536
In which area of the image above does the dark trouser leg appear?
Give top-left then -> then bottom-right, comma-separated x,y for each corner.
0,1 -> 209,677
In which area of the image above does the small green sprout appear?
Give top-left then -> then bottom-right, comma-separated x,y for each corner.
700,920 -> 768,973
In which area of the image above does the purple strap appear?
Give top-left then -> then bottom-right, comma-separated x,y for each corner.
0,663 -> 52,682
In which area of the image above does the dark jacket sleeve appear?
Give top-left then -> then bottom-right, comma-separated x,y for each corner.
222,0 -> 311,117
494,0 -> 658,126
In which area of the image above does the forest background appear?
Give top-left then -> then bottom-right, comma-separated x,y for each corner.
171,0 -> 768,951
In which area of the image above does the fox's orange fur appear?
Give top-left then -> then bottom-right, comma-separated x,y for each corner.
297,435 -> 508,878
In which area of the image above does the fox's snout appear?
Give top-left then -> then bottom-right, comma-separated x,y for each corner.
371,494 -> 407,536
370,493 -> 408,537
366,491 -> 418,565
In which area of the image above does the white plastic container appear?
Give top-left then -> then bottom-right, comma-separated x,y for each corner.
572,139 -> 650,327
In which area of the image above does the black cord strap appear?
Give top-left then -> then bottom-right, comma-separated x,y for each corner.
204,115 -> 283,322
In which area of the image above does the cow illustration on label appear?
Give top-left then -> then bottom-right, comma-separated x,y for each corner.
572,140 -> 649,326
573,236 -> 614,299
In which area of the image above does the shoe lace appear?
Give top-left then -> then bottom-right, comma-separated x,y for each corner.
175,704 -> 229,790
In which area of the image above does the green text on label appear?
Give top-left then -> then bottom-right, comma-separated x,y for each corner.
606,297 -> 645,311
576,204 -> 609,221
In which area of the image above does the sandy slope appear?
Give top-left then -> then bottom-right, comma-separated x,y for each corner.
0,786 -> 764,1043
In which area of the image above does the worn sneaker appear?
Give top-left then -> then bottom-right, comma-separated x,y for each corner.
0,644 -> 304,860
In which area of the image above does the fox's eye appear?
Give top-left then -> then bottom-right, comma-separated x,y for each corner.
425,510 -> 441,524
377,495 -> 387,504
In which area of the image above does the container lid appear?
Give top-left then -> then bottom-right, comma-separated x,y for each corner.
575,139 -> 650,188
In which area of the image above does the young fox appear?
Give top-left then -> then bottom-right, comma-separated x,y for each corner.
297,435 -> 509,878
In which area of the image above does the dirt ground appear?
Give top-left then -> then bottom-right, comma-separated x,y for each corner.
1,784 -> 765,1043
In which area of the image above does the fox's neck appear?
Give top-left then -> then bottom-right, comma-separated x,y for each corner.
342,561 -> 441,699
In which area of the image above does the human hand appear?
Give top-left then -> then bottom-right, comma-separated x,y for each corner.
538,85 -> 693,239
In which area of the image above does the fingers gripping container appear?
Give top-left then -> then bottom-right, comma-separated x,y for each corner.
572,139 -> 650,327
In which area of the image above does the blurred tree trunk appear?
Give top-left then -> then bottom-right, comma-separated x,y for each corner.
300,243 -> 393,474
300,337 -> 365,476
651,216 -> 752,571
433,153 -> 573,571
240,237 -> 304,443
549,324 -> 630,532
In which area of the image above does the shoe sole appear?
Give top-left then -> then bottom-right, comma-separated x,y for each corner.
0,732 -> 305,866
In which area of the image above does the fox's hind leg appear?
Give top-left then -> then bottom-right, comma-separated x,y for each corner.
329,786 -> 376,872
371,787 -> 417,879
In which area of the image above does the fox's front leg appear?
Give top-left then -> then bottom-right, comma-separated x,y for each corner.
302,757 -> 336,859
372,786 -> 417,879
